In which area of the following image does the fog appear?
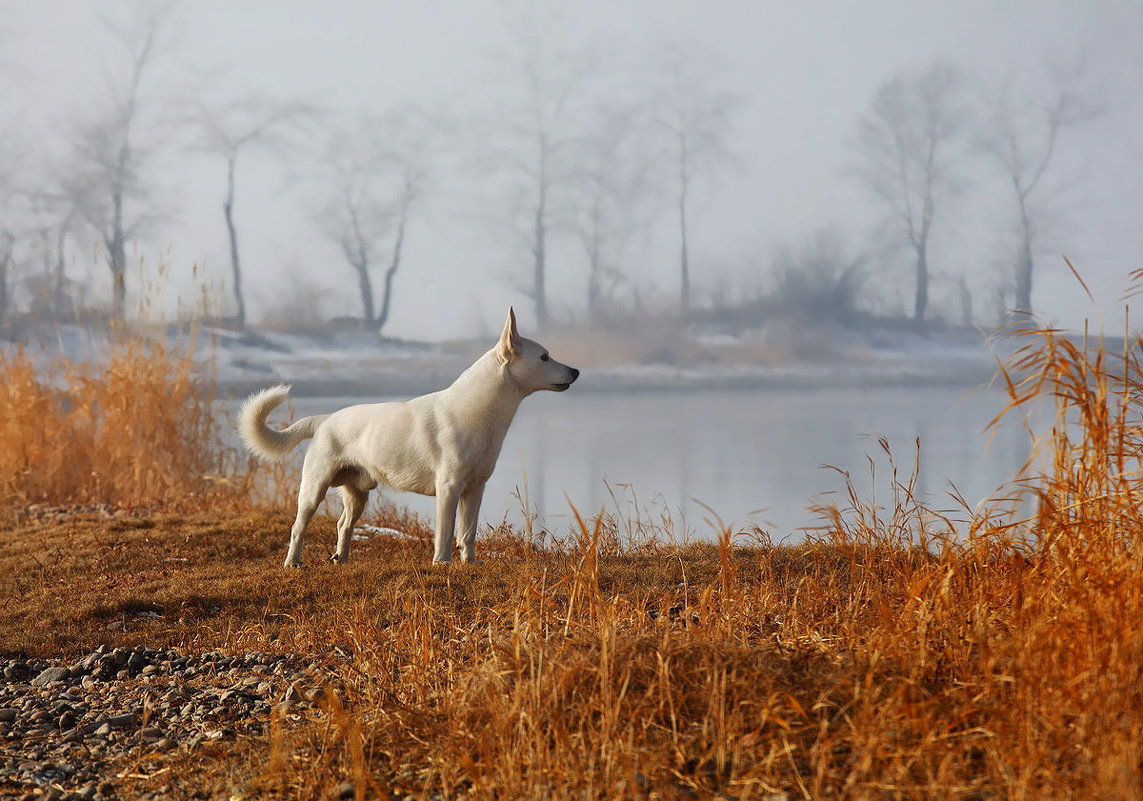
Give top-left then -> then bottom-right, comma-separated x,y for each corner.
2,1 -> 1140,340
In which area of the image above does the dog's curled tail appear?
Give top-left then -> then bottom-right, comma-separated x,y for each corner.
237,385 -> 328,461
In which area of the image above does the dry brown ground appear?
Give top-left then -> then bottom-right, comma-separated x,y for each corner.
0,506 -> 431,657
0,506 -> 778,658
0,504 -> 973,801
1,507 -> 839,799
5,502 -> 1125,801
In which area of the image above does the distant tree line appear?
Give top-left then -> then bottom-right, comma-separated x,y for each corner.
0,2 -> 1103,336
851,61 -> 1096,328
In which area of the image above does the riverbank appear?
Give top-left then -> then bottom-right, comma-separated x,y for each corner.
0,321 -> 1006,398
210,323 -> 1006,396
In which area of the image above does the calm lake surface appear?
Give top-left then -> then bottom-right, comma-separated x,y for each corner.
269,385 -> 1036,543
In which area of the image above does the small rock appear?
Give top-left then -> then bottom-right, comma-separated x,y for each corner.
104,713 -> 135,730
0,708 -> 16,723
31,666 -> 71,687
3,663 -> 32,681
334,782 -> 355,800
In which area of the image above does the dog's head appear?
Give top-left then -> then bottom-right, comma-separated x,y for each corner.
496,307 -> 579,394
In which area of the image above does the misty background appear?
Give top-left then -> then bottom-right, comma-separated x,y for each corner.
1,1 -> 1140,340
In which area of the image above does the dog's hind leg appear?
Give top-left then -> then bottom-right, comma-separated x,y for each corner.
457,484 -> 486,564
332,485 -> 369,564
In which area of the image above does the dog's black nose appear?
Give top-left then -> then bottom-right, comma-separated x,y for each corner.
569,368 -> 580,382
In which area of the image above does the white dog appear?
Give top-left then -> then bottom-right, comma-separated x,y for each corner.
237,308 -> 579,566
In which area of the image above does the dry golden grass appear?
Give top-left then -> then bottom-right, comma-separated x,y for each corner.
0,328 -> 248,510
1,308 -> 1143,799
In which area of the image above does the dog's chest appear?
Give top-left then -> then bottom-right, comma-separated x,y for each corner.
442,422 -> 510,484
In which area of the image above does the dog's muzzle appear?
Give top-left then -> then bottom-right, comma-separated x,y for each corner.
553,368 -> 580,391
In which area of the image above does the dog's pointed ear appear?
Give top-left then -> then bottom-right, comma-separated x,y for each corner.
496,307 -> 521,365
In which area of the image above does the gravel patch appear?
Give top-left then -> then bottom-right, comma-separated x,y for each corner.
1,646 -> 325,800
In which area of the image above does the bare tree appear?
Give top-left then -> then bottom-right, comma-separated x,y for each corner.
0,231 -> 11,325
978,69 -> 1095,316
573,102 -> 657,321
0,135 -> 16,325
0,128 -> 80,323
65,2 -> 176,319
34,193 -> 81,319
481,8 -> 599,329
852,63 -> 968,326
0,16 -> 21,325
650,45 -> 739,314
190,96 -> 313,328
317,108 -> 432,334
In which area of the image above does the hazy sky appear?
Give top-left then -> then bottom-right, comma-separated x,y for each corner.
3,1 -> 1141,339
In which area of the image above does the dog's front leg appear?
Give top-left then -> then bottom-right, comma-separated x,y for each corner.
433,482 -> 461,564
457,485 -> 486,564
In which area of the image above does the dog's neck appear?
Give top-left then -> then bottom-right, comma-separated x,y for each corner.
443,348 -> 527,425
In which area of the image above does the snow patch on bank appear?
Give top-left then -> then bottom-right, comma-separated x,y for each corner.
2,322 -> 1005,397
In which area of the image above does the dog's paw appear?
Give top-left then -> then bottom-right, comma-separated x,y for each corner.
283,560 -> 304,569
431,559 -> 452,567
329,553 -> 347,565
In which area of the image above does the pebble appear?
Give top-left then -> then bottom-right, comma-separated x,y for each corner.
0,647 -> 320,797
31,667 -> 71,687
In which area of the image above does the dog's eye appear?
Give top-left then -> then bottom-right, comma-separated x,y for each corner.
540,353 -> 549,362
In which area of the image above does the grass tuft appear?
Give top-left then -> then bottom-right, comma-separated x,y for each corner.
0,329 -> 250,511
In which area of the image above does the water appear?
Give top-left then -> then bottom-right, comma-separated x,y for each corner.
269,385 -> 1034,542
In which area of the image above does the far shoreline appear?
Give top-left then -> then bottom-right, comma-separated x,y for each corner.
216,360 -> 1002,400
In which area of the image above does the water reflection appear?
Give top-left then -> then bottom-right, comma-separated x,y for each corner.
282,386 -> 1034,542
